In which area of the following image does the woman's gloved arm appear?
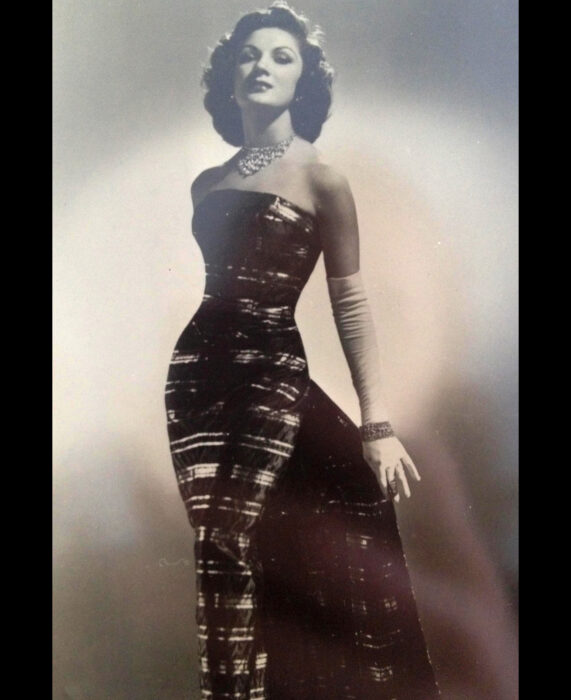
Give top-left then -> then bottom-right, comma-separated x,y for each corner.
326,270 -> 422,502
326,270 -> 390,426
314,166 -> 422,501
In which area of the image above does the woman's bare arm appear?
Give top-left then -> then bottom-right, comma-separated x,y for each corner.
313,165 -> 360,278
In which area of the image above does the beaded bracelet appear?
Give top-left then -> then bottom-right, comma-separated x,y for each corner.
359,421 -> 395,442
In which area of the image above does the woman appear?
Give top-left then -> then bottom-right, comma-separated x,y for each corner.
165,2 -> 440,698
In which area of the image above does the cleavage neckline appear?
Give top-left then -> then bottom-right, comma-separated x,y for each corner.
196,188 -> 318,225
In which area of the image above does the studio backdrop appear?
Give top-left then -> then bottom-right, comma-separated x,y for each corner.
53,1 -> 518,698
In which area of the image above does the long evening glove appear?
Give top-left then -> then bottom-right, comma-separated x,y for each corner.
328,271 -> 423,501
326,270 -> 389,426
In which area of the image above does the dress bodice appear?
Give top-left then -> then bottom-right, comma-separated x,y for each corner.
192,189 -> 322,311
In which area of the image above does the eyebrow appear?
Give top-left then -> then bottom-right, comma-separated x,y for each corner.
240,44 -> 299,55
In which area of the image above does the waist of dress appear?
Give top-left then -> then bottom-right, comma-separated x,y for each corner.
194,293 -> 298,333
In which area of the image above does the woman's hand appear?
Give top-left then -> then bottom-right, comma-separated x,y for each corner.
362,436 -> 421,503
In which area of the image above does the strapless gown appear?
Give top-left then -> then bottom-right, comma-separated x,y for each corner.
165,189 -> 440,699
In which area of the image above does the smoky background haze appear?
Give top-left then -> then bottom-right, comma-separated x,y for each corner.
53,1 -> 518,698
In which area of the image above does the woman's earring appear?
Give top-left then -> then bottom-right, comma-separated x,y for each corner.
230,93 -> 236,102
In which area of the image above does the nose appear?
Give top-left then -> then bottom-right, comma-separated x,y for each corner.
253,53 -> 271,74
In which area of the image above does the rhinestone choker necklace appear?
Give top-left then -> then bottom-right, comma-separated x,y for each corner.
236,134 -> 295,177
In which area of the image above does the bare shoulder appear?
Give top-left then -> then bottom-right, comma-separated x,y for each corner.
190,166 -> 226,207
309,161 -> 350,192
307,161 -> 356,221
306,160 -> 360,277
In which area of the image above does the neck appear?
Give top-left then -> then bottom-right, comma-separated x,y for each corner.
240,108 -> 295,148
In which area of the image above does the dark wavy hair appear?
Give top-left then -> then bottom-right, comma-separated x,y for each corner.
201,1 -> 335,146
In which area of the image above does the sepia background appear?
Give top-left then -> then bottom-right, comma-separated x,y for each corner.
53,1 -> 518,697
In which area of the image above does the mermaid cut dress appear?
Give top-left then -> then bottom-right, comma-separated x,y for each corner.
165,189 -> 440,699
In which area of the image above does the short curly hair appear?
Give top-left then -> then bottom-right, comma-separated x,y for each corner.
201,1 -> 335,146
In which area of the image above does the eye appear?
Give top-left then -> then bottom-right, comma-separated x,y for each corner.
274,52 -> 294,64
237,48 -> 257,64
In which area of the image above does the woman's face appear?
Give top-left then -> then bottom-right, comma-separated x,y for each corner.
233,27 -> 303,112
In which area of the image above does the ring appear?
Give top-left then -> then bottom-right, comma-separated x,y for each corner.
388,480 -> 398,497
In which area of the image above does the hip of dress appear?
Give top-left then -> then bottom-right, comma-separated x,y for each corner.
165,295 -> 311,421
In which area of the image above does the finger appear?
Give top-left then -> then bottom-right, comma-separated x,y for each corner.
386,463 -> 395,490
363,446 -> 386,495
365,446 -> 389,498
396,462 -> 411,499
378,462 -> 389,498
387,465 -> 399,502
402,454 -> 421,481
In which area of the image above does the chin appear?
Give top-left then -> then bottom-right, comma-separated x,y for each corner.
243,95 -> 291,111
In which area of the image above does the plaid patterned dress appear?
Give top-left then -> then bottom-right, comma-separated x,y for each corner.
165,189 -> 440,699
